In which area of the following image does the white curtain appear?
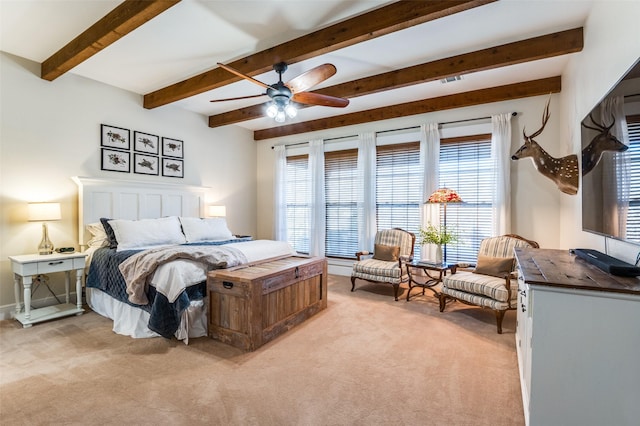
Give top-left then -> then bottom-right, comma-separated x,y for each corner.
273,145 -> 288,242
600,96 -> 630,238
420,123 -> 440,261
309,139 -> 326,257
357,132 -> 376,251
490,113 -> 513,236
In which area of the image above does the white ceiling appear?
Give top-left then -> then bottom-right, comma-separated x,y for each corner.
0,0 -> 595,132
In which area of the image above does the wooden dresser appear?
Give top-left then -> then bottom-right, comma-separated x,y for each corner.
207,255 -> 328,351
514,248 -> 640,426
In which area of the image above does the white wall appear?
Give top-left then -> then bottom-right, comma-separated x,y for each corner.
559,0 -> 640,263
0,52 -> 257,315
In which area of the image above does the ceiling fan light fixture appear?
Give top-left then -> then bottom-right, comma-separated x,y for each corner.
266,103 -> 278,118
285,103 -> 297,118
274,110 -> 286,123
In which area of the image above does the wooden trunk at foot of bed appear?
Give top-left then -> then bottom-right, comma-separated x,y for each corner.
207,255 -> 328,351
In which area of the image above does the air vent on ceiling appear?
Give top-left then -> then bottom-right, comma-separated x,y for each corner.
440,75 -> 463,84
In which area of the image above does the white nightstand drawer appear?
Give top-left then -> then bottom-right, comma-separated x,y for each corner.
9,253 -> 86,276
37,258 -> 74,273
11,258 -> 73,275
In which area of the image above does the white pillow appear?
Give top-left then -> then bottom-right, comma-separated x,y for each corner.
109,216 -> 186,251
179,216 -> 234,242
86,222 -> 109,248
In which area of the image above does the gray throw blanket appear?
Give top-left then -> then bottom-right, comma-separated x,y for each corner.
119,245 -> 248,305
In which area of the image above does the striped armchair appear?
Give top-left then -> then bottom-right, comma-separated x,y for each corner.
439,234 -> 539,333
351,228 -> 415,301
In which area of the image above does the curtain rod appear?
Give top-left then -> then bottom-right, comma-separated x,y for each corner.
271,112 -> 517,149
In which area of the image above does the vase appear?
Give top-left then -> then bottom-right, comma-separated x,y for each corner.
433,244 -> 443,264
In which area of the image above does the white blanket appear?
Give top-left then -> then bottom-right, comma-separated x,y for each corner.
149,240 -> 296,303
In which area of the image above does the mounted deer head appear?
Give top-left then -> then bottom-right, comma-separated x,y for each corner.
581,113 -> 628,176
511,100 -> 579,195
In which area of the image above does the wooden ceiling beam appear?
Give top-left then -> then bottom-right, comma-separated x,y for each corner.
209,27 -> 582,128
41,0 -> 181,81
253,76 -> 561,140
144,0 -> 496,109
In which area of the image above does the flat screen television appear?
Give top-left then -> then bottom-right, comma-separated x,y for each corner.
581,60 -> 640,246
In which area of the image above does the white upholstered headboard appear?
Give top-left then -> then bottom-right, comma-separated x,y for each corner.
72,176 -> 209,247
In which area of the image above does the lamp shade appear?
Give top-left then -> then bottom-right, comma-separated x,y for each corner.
28,202 -> 61,221
208,205 -> 226,217
426,188 -> 463,204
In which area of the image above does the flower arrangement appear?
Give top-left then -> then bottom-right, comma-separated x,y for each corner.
419,223 -> 458,246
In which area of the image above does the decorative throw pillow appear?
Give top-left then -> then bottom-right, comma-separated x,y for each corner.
86,222 -> 109,248
473,255 -> 515,278
373,244 -> 401,262
179,217 -> 234,242
99,217 -> 118,249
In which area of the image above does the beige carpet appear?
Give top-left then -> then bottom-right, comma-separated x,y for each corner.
0,275 -> 524,425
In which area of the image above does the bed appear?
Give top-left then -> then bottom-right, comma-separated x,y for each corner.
73,177 -> 295,342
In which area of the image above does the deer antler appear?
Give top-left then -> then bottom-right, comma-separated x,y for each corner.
524,99 -> 551,140
582,113 -> 615,133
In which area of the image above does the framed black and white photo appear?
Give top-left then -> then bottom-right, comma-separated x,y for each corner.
101,124 -> 130,150
162,158 -> 184,178
134,131 -> 159,155
162,137 -> 184,158
134,153 -> 159,175
101,148 -> 130,173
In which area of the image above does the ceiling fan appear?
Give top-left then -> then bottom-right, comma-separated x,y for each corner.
211,62 -> 349,122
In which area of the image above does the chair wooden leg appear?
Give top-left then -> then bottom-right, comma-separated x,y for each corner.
350,276 -> 357,292
495,310 -> 505,334
438,294 -> 447,312
392,284 -> 399,301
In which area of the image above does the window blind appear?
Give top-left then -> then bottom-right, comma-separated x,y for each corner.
286,155 -> 310,254
324,149 -> 359,258
376,142 -> 422,259
627,115 -> 640,241
439,137 -> 493,262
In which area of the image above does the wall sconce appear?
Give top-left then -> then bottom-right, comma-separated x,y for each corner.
208,205 -> 227,217
28,202 -> 61,255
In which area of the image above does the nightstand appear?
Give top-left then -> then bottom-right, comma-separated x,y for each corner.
8,252 -> 87,327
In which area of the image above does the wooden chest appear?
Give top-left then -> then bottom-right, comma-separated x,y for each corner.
207,255 -> 328,351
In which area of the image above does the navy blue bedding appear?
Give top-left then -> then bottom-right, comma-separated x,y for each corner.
86,238 -> 251,338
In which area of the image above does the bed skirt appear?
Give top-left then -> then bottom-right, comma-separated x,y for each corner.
86,287 -> 207,342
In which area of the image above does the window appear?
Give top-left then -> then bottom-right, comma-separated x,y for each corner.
285,155 -> 310,254
283,133 -> 493,261
324,149 -> 359,258
627,115 -> 640,241
376,142 -> 423,258
439,135 -> 493,263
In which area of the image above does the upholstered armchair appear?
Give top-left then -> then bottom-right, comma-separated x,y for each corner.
351,228 -> 416,301
439,234 -> 539,333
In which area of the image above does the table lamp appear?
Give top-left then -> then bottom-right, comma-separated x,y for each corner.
426,188 -> 463,263
28,202 -> 61,255
208,205 -> 226,217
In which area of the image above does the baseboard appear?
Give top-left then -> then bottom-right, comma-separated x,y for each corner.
327,259 -> 353,277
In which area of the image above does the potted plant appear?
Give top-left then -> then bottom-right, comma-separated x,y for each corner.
419,223 -> 458,263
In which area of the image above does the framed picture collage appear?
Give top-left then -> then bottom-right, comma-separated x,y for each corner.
100,124 -> 184,178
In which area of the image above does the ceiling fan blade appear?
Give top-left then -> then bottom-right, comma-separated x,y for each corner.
217,62 -> 271,90
286,64 -> 337,94
292,91 -> 349,108
210,93 -> 267,103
